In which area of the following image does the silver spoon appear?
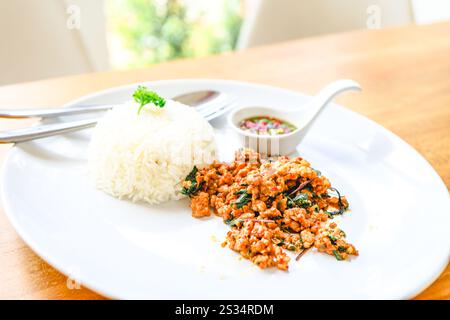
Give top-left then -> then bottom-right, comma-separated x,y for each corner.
0,90 -> 232,144
0,90 -> 222,119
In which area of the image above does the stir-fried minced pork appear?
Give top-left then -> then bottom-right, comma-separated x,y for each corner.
181,148 -> 358,270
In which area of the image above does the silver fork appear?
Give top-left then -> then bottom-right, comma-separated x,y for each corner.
0,90 -> 235,144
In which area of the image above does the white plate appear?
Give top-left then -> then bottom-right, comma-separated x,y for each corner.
2,79 -> 449,299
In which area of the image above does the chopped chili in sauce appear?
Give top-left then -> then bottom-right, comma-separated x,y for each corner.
239,116 -> 296,135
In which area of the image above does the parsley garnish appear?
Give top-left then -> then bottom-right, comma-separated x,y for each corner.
132,86 -> 166,114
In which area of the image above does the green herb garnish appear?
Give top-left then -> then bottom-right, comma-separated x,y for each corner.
224,217 -> 244,226
285,243 -> 298,251
326,187 -> 348,216
232,189 -> 251,209
133,85 -> 166,114
332,250 -> 344,261
276,241 -> 298,251
325,211 -> 335,219
328,234 -> 338,244
181,166 -> 202,197
286,192 -> 311,208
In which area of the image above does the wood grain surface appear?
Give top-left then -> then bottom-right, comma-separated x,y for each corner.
0,22 -> 449,299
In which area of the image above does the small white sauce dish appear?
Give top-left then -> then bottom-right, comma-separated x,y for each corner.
228,106 -> 304,156
228,79 -> 361,156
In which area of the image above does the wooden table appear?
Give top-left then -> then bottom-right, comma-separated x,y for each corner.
0,22 -> 449,300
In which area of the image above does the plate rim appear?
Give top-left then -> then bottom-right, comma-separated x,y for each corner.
2,78 -> 449,299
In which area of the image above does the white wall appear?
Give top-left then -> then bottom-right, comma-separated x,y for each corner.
238,0 -> 414,49
237,0 -> 450,49
0,0 -> 109,85
411,0 -> 450,24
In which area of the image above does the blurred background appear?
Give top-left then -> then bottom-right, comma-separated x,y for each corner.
0,0 -> 449,85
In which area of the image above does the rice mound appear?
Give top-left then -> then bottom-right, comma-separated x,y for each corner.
88,100 -> 217,204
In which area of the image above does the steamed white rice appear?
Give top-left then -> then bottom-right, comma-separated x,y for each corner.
88,99 -> 216,204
